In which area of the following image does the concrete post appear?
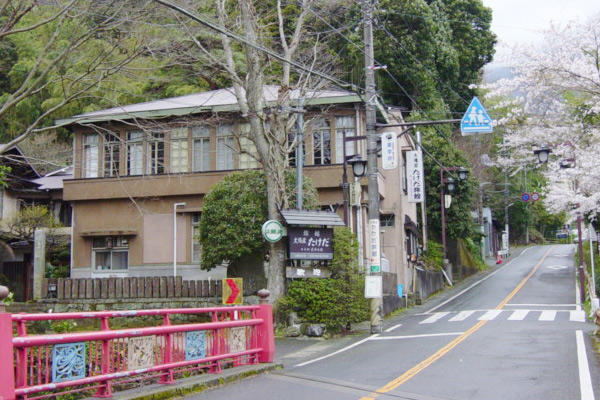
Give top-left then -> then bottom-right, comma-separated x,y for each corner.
256,289 -> 274,363
33,229 -> 46,300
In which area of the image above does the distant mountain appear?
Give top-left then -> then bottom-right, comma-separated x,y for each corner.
483,63 -> 516,83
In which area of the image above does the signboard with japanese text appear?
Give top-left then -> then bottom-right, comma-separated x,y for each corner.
407,150 -> 424,203
261,220 -> 283,242
288,227 -> 333,260
369,219 -> 381,273
381,131 -> 398,170
286,267 -> 332,279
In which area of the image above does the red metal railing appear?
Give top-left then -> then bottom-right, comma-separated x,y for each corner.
0,304 -> 274,400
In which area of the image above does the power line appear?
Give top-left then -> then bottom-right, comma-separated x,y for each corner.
152,0 -> 358,91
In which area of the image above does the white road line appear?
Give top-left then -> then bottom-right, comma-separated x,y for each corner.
449,310 -> 476,322
425,247 -> 532,314
539,310 -> 557,321
478,310 -> 502,320
576,280 -> 582,311
385,324 -> 402,333
372,332 -> 464,340
570,310 -> 586,322
506,303 -> 576,307
294,334 -> 379,367
508,310 -> 529,320
576,330 -> 595,400
420,312 -> 450,324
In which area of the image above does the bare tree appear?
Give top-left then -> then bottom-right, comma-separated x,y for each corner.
153,0 -> 349,299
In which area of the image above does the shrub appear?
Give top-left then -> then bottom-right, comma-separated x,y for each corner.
276,227 -> 368,332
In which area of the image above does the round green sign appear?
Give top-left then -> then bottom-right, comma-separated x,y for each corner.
262,220 -> 284,242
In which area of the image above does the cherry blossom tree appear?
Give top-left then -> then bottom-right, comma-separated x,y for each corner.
483,12 -> 600,220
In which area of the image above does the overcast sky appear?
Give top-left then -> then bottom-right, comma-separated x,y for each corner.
481,0 -> 600,56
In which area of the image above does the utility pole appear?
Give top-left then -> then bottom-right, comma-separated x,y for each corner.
363,0 -> 382,334
295,97 -> 304,210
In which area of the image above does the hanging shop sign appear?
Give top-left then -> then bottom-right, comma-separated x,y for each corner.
407,149 -> 424,203
288,227 -> 333,260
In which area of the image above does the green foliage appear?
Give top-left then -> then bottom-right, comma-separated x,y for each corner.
199,170 -> 319,270
342,0 -> 495,115
463,238 -> 487,270
1,291 -> 14,306
420,242 -> 443,269
421,131 -> 476,241
51,320 -> 78,333
3,205 -> 62,242
276,227 -> 369,331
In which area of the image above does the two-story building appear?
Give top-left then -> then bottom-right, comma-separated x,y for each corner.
58,86 -> 421,307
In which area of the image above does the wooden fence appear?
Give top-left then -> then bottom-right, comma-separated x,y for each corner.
42,277 -> 223,300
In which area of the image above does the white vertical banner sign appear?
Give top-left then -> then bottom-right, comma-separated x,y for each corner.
407,150 -> 424,203
381,131 -> 398,170
369,219 -> 381,273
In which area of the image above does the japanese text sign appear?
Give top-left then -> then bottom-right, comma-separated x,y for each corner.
407,150 -> 424,203
288,227 -> 333,260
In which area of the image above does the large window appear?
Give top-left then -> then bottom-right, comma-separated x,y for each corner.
170,128 -> 188,173
103,133 -> 120,177
92,236 -> 129,271
126,131 -> 143,175
216,124 -> 234,170
335,116 -> 356,163
238,123 -> 258,169
191,213 -> 201,263
83,134 -> 99,178
192,126 -> 211,172
311,118 -> 331,165
147,132 -> 165,174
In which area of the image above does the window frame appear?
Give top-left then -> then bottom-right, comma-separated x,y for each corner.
103,133 -> 120,177
192,126 -> 211,172
91,236 -> 129,272
170,128 -> 189,173
147,132 -> 165,174
311,118 -> 331,165
83,133 -> 99,178
216,124 -> 235,170
335,115 -> 356,164
126,131 -> 143,176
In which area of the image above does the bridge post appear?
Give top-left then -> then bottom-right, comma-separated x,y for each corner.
0,285 -> 16,400
256,289 -> 275,363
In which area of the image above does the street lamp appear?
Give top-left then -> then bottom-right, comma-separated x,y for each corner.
534,147 -> 585,303
534,145 -> 551,164
440,167 -> 469,264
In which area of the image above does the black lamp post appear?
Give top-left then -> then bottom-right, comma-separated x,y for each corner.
440,167 -> 469,261
534,146 -> 585,303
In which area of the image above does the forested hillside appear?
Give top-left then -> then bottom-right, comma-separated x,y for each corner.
1,0 -> 495,174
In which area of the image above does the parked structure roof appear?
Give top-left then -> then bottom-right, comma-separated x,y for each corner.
31,166 -> 74,191
56,86 -> 366,126
280,209 -> 345,227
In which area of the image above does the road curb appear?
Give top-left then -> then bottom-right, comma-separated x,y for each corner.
88,363 -> 282,400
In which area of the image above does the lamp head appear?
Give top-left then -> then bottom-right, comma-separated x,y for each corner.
533,146 -> 551,164
457,167 -> 469,181
349,157 -> 367,178
445,177 -> 456,193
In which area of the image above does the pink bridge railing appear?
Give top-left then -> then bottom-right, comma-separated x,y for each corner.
0,287 -> 274,400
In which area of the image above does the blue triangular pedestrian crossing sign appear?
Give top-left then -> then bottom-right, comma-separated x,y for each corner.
461,97 -> 493,135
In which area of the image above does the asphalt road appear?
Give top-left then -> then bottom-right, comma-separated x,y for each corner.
185,245 -> 600,400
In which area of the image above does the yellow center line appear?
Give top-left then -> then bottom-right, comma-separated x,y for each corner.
359,246 -> 554,400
